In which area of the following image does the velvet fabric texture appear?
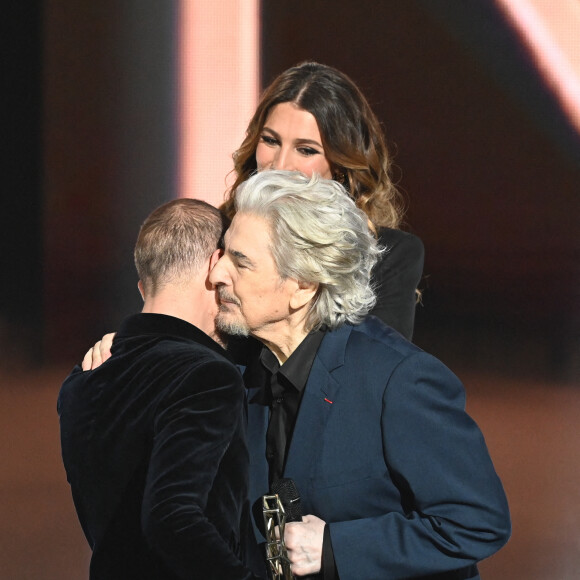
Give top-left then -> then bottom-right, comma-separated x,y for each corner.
58,313 -> 265,580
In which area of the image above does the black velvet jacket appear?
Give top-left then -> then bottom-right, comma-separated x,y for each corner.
58,313 -> 265,580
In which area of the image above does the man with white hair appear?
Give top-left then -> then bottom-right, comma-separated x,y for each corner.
209,170 -> 511,580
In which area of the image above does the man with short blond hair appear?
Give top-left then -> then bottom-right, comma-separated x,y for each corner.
58,198 -> 264,580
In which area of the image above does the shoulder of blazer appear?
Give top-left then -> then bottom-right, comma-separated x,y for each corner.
375,228 -> 425,276
317,317 -> 422,371
376,228 -> 424,256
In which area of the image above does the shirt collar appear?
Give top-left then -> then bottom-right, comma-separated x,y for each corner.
259,327 -> 326,393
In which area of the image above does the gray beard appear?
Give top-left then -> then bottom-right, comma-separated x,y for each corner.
215,312 -> 250,338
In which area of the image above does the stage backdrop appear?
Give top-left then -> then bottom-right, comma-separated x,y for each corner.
2,0 -> 578,380
261,0 -> 579,380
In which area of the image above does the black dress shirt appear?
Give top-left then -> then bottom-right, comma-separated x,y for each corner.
249,328 -> 338,579
258,328 -> 325,485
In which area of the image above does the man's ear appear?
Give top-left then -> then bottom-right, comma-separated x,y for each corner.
205,249 -> 223,290
289,280 -> 318,310
208,248 -> 222,271
137,280 -> 145,302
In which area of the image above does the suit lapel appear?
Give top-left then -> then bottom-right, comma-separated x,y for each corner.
283,325 -> 353,483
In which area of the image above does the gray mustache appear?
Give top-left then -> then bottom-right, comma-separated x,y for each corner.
217,289 -> 241,307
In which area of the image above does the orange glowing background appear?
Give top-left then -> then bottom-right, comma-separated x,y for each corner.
496,0 -> 580,135
177,1 -> 260,207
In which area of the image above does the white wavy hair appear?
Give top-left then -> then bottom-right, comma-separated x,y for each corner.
234,170 -> 382,331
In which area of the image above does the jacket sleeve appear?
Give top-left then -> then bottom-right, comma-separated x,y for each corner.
141,358 -> 264,580
328,352 -> 511,579
370,229 -> 424,341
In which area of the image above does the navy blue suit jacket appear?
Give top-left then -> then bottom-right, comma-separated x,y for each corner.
246,317 -> 510,579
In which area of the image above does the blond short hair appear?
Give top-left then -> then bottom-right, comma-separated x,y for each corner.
135,199 -> 228,296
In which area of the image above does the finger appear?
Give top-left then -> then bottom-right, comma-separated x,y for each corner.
291,560 -> 319,577
81,348 -> 93,371
90,341 -> 103,370
283,521 -> 303,547
99,333 -> 114,364
97,332 -> 115,365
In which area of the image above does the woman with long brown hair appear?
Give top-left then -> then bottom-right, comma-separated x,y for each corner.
221,61 -> 423,340
82,62 -> 424,368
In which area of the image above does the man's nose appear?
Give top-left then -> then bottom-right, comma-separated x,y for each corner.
209,257 -> 227,285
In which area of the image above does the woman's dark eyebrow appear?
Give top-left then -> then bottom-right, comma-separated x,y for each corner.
261,126 -> 323,149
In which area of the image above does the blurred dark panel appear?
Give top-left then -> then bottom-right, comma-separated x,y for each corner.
262,0 -> 580,379
0,2 -> 43,367
42,1 -> 179,364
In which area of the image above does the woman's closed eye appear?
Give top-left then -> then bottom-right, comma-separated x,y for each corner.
297,146 -> 321,157
259,134 -> 279,146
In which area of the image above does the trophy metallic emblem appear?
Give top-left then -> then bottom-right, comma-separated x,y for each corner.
262,492 -> 294,579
